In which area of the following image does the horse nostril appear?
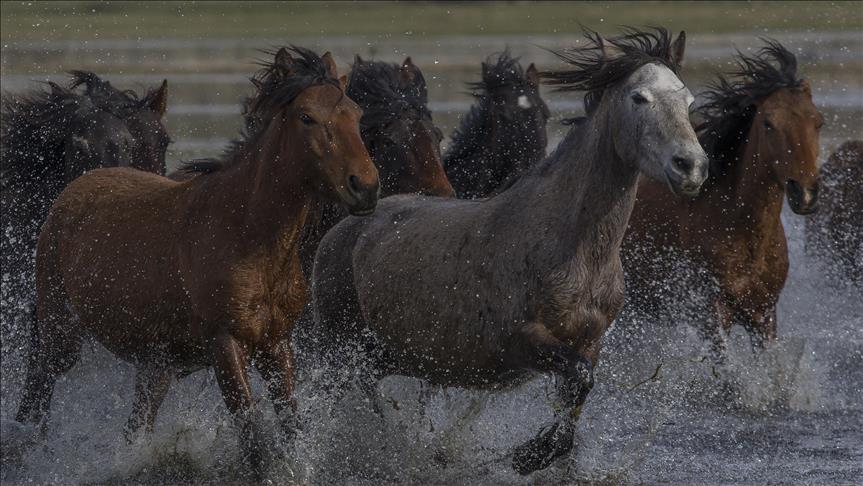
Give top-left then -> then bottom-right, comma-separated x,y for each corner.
348,175 -> 361,195
672,156 -> 694,173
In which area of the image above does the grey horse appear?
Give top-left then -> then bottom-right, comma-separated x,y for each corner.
310,28 -> 707,475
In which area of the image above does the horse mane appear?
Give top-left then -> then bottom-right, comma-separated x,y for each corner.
1,79 -> 91,186
447,50 -> 546,164
182,46 -> 340,174
345,57 -> 431,135
697,39 -> 802,176
469,49 -> 530,93
67,70 -> 158,119
541,27 -> 681,114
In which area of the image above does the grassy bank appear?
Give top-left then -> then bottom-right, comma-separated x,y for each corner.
2,1 -> 861,43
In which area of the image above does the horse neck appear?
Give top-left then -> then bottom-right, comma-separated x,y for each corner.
711,125 -> 786,227
505,106 -> 639,270
198,128 -> 312,249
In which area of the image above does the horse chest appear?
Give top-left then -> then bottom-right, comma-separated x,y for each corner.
542,258 -> 625,347
226,249 -> 307,345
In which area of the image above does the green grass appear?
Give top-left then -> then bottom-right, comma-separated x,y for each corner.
1,1 -> 861,43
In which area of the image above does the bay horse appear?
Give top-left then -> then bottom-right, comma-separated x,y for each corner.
299,55 -> 454,275
805,140 -> 863,285
444,50 -> 549,199
15,47 -> 379,474
310,28 -> 705,475
623,39 -> 823,355
1,71 -> 169,354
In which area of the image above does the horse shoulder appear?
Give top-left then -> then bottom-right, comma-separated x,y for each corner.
221,228 -> 308,345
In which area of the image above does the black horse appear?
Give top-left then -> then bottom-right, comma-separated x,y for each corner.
1,71 -> 170,343
444,51 -> 550,199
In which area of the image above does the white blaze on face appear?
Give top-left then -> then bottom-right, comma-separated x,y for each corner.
518,95 -> 532,109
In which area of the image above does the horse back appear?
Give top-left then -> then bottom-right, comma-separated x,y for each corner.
36,167 -> 191,358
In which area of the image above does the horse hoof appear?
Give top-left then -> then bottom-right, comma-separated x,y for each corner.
511,420 -> 574,475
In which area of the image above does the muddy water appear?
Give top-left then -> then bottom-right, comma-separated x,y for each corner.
1,32 -> 862,485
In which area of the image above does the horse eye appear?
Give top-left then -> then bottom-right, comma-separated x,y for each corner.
631,93 -> 649,105
764,119 -> 775,130
300,113 -> 316,125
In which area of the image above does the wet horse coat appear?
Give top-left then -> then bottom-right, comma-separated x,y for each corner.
444,51 -> 549,199
311,29 -> 706,474
624,40 -> 822,351
16,47 -> 379,475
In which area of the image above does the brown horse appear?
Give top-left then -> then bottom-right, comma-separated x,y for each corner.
15,46 -> 379,473
806,140 -> 863,284
298,56 -> 454,275
623,39 -> 822,354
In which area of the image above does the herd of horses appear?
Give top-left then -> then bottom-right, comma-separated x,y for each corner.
1,27 -> 860,478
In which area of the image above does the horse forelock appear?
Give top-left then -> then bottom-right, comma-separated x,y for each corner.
540,27 -> 681,115
347,59 -> 432,136
184,46 -> 340,175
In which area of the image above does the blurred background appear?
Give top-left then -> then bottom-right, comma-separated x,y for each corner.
1,3 -> 862,485
2,1 -> 861,170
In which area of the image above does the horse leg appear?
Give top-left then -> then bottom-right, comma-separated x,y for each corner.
15,303 -> 81,430
123,366 -> 172,442
510,323 -> 595,475
739,302 -> 778,349
707,297 -> 735,363
254,339 -> 300,440
211,333 -> 264,476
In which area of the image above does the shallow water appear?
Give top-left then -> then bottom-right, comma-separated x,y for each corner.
1,31 -> 862,485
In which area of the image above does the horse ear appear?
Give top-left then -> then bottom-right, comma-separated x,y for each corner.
526,63 -> 540,87
670,30 -> 687,67
148,80 -> 168,118
274,47 -> 293,67
399,57 -> 421,86
339,74 -> 348,91
598,35 -> 623,61
354,54 -> 364,66
321,51 -> 339,78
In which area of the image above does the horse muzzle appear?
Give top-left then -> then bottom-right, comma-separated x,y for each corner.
664,155 -> 708,197
345,175 -> 380,216
786,179 -> 818,215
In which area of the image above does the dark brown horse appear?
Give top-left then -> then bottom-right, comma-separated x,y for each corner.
1,71 -> 169,358
444,50 -> 549,199
623,39 -> 822,354
15,47 -> 379,474
298,56 -> 454,275
806,140 -> 863,284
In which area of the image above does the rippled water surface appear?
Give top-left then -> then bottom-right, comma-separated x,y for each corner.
1,26 -> 862,486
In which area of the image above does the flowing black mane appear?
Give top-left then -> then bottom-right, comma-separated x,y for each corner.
183,46 -> 340,174
697,39 -> 802,175
346,57 -> 431,135
1,71 -> 149,185
468,49 -> 533,94
68,70 -> 162,119
541,27 -> 681,114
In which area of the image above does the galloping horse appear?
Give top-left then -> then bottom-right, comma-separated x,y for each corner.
299,56 -> 454,275
15,47 -> 379,474
444,50 -> 549,199
806,140 -> 863,284
1,71 -> 169,350
623,40 -> 822,353
311,28 -> 705,474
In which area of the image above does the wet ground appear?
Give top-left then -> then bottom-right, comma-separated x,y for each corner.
1,29 -> 862,485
